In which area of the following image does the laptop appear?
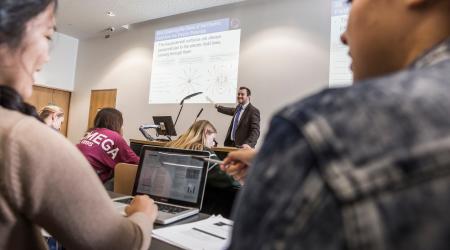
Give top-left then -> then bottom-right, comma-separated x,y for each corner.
113,146 -> 210,224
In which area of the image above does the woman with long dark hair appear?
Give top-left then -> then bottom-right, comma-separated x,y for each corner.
77,108 -> 140,189
0,1 -> 157,249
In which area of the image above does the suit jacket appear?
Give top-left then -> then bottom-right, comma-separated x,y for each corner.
217,103 -> 260,148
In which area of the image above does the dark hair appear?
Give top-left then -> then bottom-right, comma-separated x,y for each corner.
0,0 -> 57,119
93,108 -> 123,133
239,86 -> 251,96
0,86 -> 41,120
0,0 -> 57,49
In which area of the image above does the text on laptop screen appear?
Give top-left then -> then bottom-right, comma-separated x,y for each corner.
136,150 -> 204,203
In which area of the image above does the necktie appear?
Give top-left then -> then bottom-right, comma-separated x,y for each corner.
231,105 -> 242,141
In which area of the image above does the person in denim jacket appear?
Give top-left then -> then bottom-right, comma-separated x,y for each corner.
224,0 -> 450,249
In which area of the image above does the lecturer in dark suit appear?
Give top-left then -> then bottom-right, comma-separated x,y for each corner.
215,87 -> 260,148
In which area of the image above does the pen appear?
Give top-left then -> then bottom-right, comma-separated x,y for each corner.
192,227 -> 226,240
191,156 -> 224,165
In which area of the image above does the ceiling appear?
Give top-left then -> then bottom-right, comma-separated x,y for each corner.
56,0 -> 247,39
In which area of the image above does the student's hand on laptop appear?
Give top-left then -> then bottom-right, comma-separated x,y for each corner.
125,195 -> 158,222
221,149 -> 257,185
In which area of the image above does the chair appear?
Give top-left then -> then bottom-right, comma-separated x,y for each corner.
113,163 -> 138,195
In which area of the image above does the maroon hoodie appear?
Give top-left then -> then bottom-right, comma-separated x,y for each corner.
76,128 -> 139,182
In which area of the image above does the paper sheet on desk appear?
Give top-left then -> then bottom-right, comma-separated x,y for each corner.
152,215 -> 233,250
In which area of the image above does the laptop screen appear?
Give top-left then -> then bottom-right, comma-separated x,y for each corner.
133,146 -> 209,207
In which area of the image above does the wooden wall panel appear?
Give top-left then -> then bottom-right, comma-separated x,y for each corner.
52,89 -> 71,136
26,85 -> 71,137
87,89 -> 117,130
27,86 -> 53,113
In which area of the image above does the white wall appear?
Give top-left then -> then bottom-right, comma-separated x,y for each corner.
35,32 -> 79,91
68,0 -> 331,147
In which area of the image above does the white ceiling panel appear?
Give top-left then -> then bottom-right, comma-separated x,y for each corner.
56,0 -> 247,39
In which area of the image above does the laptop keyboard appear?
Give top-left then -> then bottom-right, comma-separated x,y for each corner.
157,203 -> 189,214
115,198 -> 188,214
116,198 -> 133,204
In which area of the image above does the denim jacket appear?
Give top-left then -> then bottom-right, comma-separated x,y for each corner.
229,38 -> 450,250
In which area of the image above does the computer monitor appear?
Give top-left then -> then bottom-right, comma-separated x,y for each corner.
153,116 -> 177,136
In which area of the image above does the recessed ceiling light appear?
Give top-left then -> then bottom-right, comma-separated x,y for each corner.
107,11 -> 115,17
122,24 -> 130,30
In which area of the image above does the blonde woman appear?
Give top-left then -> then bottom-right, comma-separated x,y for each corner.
165,120 -> 217,150
166,120 -> 240,216
39,104 -> 64,131
166,120 -> 239,188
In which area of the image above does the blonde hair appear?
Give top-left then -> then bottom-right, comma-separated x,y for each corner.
165,120 -> 217,151
39,105 -> 64,120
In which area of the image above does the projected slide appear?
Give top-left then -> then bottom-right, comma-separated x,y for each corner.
329,0 -> 352,87
149,18 -> 241,104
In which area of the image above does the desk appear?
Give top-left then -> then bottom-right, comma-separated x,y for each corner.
130,139 -> 238,160
108,192 -> 210,250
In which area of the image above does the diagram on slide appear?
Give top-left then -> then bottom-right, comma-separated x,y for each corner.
149,18 -> 241,104
204,63 -> 237,101
174,65 -> 203,98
